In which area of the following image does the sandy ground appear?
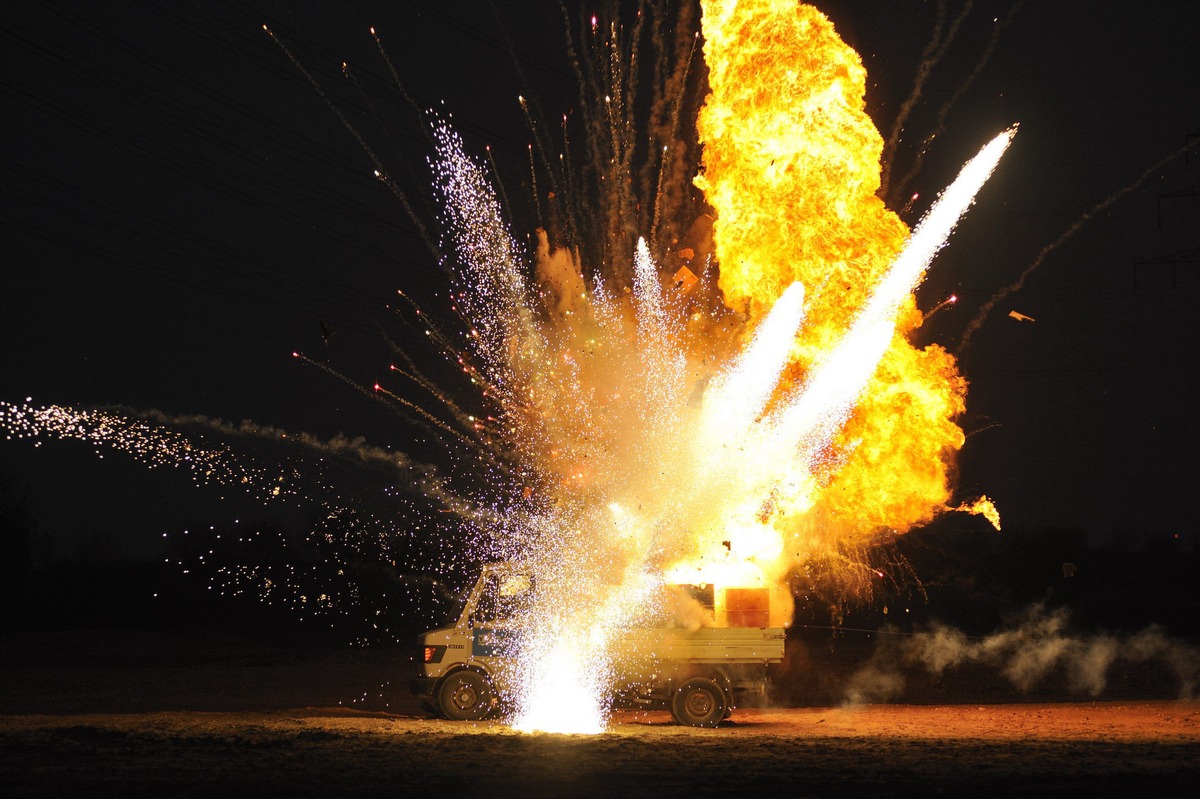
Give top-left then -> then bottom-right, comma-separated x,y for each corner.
4,704 -> 1199,797
3,631 -> 1199,796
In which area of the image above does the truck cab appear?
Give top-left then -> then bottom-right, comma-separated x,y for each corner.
411,563 -> 532,720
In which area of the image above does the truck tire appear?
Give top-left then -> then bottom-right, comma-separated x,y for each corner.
671,677 -> 728,728
437,670 -> 496,721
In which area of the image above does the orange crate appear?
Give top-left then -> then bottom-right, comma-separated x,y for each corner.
724,588 -> 769,627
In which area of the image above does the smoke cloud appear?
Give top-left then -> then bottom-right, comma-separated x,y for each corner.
843,605 -> 1200,705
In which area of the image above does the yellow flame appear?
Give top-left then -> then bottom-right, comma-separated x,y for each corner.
695,0 -> 970,570
955,496 -> 1003,531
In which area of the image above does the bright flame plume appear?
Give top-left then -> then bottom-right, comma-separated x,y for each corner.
430,0 -> 1013,731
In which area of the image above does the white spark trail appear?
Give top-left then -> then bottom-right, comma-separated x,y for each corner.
430,121 -> 537,375
0,399 -> 283,495
633,237 -> 669,340
767,128 -> 1017,469
700,281 -> 806,449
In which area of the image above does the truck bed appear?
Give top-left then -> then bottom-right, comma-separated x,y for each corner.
612,626 -> 786,664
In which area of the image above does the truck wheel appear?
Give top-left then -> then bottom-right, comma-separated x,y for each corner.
437,671 -> 495,721
671,677 -> 728,728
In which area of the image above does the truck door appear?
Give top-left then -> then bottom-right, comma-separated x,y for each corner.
471,571 -> 533,658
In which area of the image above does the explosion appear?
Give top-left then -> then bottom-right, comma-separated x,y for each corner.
699,0 -> 977,553
429,1 -> 1012,732
0,2 -> 1013,734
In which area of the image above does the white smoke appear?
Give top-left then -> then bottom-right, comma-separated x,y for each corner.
843,605 -> 1200,705
126,408 -> 422,470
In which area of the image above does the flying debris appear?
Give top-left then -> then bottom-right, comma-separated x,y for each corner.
319,321 -> 337,345
672,265 -> 699,293
1007,310 -> 1036,323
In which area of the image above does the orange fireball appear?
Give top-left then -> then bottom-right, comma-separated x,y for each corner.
696,0 -> 981,572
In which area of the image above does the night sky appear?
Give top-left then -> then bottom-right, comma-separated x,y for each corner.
2,1 -> 1198,562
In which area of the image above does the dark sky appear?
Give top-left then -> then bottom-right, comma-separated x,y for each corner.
2,1 -> 1198,560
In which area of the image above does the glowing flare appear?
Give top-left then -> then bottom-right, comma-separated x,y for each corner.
768,127 -> 1016,473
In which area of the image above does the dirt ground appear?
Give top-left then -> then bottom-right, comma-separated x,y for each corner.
3,631 -> 1199,797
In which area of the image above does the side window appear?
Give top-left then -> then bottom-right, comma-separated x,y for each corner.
475,573 -> 533,624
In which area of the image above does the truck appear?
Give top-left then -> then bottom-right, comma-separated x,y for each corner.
410,562 -> 787,727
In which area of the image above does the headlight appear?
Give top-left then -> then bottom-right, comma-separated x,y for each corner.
423,645 -> 447,664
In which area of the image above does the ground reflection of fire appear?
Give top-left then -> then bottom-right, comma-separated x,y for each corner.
430,1 -> 1011,732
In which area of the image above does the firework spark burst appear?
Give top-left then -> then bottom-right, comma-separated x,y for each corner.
429,92 -> 1012,732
